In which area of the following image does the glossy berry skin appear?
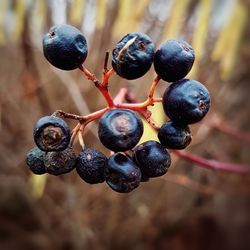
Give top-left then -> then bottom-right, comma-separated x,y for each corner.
98,109 -> 143,152
132,154 -> 150,182
26,147 -> 46,175
154,40 -> 194,82
43,24 -> 88,70
162,79 -> 210,124
76,148 -> 107,184
158,121 -> 192,149
44,147 -> 76,175
133,140 -> 171,178
34,115 -> 70,152
112,32 -> 154,79
105,153 -> 141,193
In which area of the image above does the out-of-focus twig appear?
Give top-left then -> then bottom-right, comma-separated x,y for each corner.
173,150 -> 250,175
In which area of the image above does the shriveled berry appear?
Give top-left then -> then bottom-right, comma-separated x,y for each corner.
133,140 -> 171,178
112,32 -> 154,79
162,79 -> 210,124
43,24 -> 88,70
158,121 -> 192,149
44,146 -> 76,175
154,40 -> 194,82
34,115 -> 70,152
26,147 -> 46,175
76,148 -> 107,184
105,153 -> 141,193
98,109 -> 143,152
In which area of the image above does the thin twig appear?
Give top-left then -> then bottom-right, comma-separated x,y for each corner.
79,65 -> 115,107
172,150 -> 250,174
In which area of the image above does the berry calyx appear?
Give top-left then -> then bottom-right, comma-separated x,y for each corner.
133,140 -> 171,178
158,121 -> 192,149
43,24 -> 88,70
26,147 -> 46,175
33,115 -> 71,152
154,40 -> 195,82
98,109 -> 143,152
162,79 -> 211,124
105,153 -> 141,193
44,146 -> 77,175
76,148 -> 107,184
112,32 -> 154,79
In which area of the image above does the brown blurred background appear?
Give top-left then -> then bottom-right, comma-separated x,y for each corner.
0,0 -> 250,249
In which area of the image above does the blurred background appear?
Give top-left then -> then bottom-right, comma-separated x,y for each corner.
0,0 -> 250,249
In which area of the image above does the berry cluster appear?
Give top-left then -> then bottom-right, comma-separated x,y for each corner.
26,24 -> 210,193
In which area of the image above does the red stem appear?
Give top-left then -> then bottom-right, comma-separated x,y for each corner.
173,150 -> 250,174
79,65 -> 114,107
56,107 -> 108,124
113,88 -> 160,130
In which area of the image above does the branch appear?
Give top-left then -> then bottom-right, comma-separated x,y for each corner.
79,65 -> 115,107
172,150 -> 250,175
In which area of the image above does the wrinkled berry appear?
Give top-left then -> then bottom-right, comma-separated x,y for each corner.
98,109 -> 143,152
162,79 -> 210,124
158,121 -> 192,149
76,148 -> 107,184
44,146 -> 76,175
154,40 -> 194,82
133,140 -> 171,178
26,147 -> 46,175
112,32 -> 154,79
43,24 -> 88,70
105,153 -> 141,193
33,115 -> 70,152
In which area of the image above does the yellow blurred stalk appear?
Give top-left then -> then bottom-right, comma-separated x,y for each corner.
30,0 -> 47,39
96,0 -> 107,29
113,0 -> 149,36
69,0 -> 85,26
163,0 -> 190,39
11,0 -> 26,42
0,0 -> 8,46
189,0 -> 212,78
29,174 -> 47,199
212,1 -> 248,80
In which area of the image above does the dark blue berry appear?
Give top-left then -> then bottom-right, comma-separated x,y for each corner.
140,174 -> 150,182
44,146 -> 76,175
98,109 -> 143,152
132,153 -> 150,182
112,32 -> 154,79
133,140 -> 171,178
154,40 -> 194,82
162,79 -> 210,124
76,148 -> 107,184
43,24 -> 88,70
105,153 -> 141,193
158,121 -> 192,149
34,115 -> 70,152
26,147 -> 46,175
